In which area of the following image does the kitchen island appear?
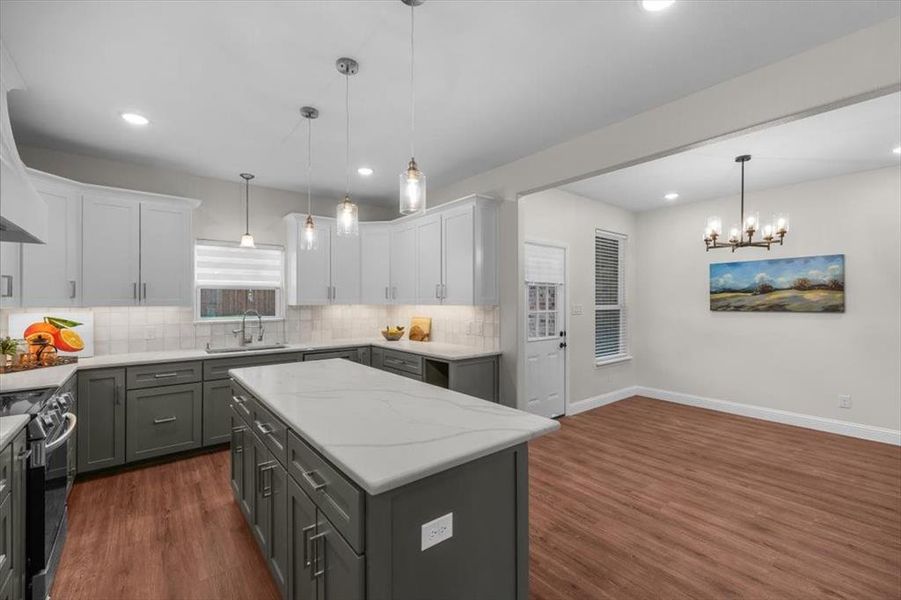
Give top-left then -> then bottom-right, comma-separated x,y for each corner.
228,359 -> 558,600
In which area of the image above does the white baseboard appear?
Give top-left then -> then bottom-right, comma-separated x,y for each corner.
635,386 -> 901,446
567,386 -> 639,416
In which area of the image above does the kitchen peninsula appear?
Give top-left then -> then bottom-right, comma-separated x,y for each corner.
228,359 -> 558,600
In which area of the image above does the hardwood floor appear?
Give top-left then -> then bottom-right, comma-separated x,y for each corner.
53,396 -> 900,599
529,397 -> 901,600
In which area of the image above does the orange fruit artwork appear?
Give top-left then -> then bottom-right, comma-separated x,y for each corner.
23,322 -> 59,346
54,328 -> 85,352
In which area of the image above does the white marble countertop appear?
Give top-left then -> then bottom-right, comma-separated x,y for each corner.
0,339 -> 500,393
230,359 -> 558,495
0,415 -> 30,449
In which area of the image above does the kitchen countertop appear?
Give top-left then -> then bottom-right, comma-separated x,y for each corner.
230,360 -> 557,495
0,415 -> 30,449
0,339 -> 500,393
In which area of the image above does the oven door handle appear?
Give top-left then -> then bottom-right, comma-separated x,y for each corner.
45,413 -> 77,453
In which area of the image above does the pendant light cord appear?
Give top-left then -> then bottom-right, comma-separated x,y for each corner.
307,115 -> 313,216
410,3 -> 415,159
345,73 -> 351,198
245,178 -> 250,235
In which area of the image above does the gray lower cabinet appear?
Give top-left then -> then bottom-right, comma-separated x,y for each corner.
249,426 -> 288,598
203,379 -> 235,446
0,428 -> 26,600
229,407 -> 249,514
126,382 -> 202,462
77,368 -> 126,473
287,478 -> 317,600
314,511 -> 364,600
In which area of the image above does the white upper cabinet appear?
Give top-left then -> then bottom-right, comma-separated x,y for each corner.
441,204 -> 475,305
415,214 -> 443,305
80,181 -> 198,307
360,223 -> 391,304
331,223 -> 360,304
389,221 -> 418,305
21,171 -> 82,306
82,194 -> 141,306
285,195 -> 497,307
140,202 -> 192,305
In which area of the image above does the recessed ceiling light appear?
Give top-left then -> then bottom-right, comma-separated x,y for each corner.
640,0 -> 676,12
664,192 -> 679,201
121,112 -> 149,126
893,146 -> 901,155
357,167 -> 374,176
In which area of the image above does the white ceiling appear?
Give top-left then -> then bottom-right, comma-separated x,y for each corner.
1,1 -> 898,209
561,92 -> 901,211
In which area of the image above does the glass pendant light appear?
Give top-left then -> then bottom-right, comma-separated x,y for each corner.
239,173 -> 255,248
399,0 -> 426,215
299,106 -> 320,251
336,57 -> 360,237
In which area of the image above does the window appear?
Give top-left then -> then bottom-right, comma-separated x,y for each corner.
194,240 -> 284,321
595,230 -> 629,364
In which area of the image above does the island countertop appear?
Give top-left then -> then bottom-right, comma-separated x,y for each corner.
229,359 -> 559,495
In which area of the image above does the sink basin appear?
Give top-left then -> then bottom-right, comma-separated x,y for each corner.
205,344 -> 289,354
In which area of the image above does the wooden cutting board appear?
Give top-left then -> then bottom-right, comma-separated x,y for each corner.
409,316 -> 432,342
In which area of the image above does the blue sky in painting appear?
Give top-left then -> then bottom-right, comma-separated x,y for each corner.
710,254 -> 844,292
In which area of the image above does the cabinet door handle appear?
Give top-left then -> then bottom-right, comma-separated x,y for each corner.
68,280 -> 77,299
302,524 -> 316,567
133,282 -> 138,300
255,421 -> 275,436
392,286 -> 397,299
1,275 -> 13,298
17,448 -> 32,463
142,282 -> 148,301
301,469 -> 327,492
231,426 -> 245,453
153,372 -> 179,379
435,283 -> 440,299
310,532 -> 327,582
116,384 -> 123,405
260,463 -> 276,497
153,416 -> 177,425
0,480 -> 6,495
384,286 -> 389,300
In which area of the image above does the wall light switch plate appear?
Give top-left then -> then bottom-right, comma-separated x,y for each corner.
571,304 -> 583,316
838,394 -> 852,409
421,512 -> 453,551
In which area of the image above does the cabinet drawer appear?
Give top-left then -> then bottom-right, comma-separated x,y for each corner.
0,493 -> 9,591
0,444 -> 10,505
287,431 -> 364,554
302,349 -> 357,362
126,382 -> 202,462
382,365 -> 423,381
127,361 -> 201,389
381,349 -> 422,376
230,382 -> 254,426
204,352 -> 301,381
251,399 -> 288,467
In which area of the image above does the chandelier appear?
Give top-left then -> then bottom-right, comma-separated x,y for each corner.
704,154 -> 789,252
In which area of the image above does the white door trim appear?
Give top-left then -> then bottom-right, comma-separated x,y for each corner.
521,239 -> 569,418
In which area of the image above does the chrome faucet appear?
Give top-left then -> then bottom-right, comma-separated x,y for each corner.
233,310 -> 265,346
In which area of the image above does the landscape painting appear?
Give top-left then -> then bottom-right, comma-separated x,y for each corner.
710,254 -> 845,312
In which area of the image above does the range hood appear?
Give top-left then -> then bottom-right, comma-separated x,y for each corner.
0,39 -> 47,244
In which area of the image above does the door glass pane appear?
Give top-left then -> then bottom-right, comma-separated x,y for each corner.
528,314 -> 538,338
547,286 -> 556,311
528,286 -> 538,311
538,286 -> 547,310
548,313 -> 556,337
538,314 -> 547,338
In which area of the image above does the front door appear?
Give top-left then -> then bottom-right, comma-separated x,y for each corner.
523,242 -> 566,418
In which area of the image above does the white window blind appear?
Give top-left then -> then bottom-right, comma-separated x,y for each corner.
195,241 -> 283,288
595,230 -> 628,363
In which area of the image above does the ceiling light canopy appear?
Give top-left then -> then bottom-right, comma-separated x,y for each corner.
336,57 -> 360,237
703,155 -> 789,252
399,0 -> 427,216
664,192 -> 679,201
640,0 -> 675,12
300,106 -> 320,251
357,167 -> 374,176
239,173 -> 255,248
121,112 -> 149,126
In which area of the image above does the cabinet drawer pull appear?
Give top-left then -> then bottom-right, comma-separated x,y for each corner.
17,448 -> 32,463
255,421 -> 275,435
0,275 -> 12,298
0,480 -> 6,495
260,463 -> 276,497
152,372 -> 179,379
153,416 -> 177,425
301,469 -> 327,492
302,524 -> 316,567
309,532 -> 327,582
231,395 -> 246,405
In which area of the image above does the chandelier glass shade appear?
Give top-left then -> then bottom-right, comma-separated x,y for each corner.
704,155 -> 789,252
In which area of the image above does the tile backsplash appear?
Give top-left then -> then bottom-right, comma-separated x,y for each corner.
0,305 -> 499,356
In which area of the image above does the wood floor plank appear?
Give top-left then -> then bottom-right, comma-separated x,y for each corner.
51,396 -> 900,599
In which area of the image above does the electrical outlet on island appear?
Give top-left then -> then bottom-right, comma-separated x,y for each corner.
838,394 -> 852,409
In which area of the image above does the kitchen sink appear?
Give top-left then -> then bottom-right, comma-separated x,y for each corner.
205,343 -> 289,354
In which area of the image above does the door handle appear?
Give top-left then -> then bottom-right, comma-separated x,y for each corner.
69,280 -> 77,299
0,275 -> 11,298
310,532 -> 327,582
385,286 -> 389,300
143,282 -> 148,300
392,286 -> 397,299
260,463 -> 276,497
133,282 -> 138,300
302,524 -> 316,567
435,283 -> 440,299
152,416 -> 177,425
231,426 -> 245,453
559,342 -> 567,349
